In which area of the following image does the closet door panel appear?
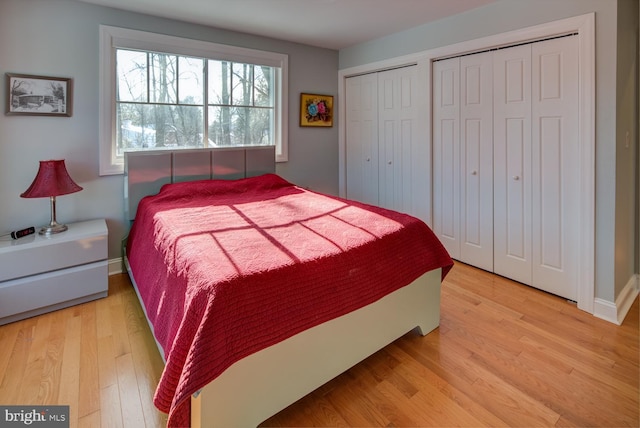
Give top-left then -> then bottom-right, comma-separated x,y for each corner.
345,73 -> 379,206
379,72 -> 398,211
399,118 -> 413,214
493,44 -> 532,285
432,58 -> 460,259
460,52 -> 493,270
531,35 -> 579,300
505,118 -> 527,257
379,116 -> 396,210
538,117 -> 563,267
399,73 -> 416,216
378,67 -> 419,215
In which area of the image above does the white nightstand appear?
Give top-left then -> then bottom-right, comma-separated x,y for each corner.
0,219 -> 108,325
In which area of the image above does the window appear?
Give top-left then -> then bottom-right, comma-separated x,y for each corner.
100,26 -> 288,175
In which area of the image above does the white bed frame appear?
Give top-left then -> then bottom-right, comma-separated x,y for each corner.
124,146 -> 443,428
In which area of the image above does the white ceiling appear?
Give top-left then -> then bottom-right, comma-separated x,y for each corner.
76,0 -> 496,50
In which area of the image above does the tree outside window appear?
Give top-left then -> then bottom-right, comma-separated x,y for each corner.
116,49 -> 274,155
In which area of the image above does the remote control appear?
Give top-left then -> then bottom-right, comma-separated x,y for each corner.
11,226 -> 35,239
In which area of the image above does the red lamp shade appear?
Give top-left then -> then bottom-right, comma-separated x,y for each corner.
21,159 -> 82,198
21,159 -> 82,235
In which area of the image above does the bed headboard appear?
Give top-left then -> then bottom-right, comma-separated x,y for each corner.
124,146 -> 275,221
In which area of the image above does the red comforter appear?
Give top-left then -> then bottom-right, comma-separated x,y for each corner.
126,174 -> 452,427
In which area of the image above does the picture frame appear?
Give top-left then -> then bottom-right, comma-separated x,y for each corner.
5,73 -> 73,117
300,93 -> 333,127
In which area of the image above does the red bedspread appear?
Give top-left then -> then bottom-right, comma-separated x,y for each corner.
126,174 -> 452,427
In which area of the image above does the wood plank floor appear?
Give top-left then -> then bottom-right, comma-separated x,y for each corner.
0,261 -> 637,427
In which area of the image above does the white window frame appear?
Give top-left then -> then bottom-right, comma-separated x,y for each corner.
99,25 -> 288,175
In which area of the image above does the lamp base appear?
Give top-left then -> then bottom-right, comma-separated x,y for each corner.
39,222 -> 68,236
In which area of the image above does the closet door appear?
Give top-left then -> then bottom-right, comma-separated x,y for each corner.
345,73 -> 379,206
377,66 -> 419,214
433,36 -> 579,301
494,36 -> 579,300
459,52 -> 494,271
433,52 -> 493,269
531,35 -> 579,300
493,44 -> 533,285
433,57 -> 461,259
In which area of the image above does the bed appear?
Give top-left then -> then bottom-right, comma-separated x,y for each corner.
123,146 -> 453,428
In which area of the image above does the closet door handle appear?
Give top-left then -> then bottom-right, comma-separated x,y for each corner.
513,175 -> 520,181
366,157 -> 371,162
387,160 -> 392,165
471,170 -> 478,176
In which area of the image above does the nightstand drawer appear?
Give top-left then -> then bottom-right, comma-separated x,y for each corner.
0,260 -> 108,324
0,219 -> 107,282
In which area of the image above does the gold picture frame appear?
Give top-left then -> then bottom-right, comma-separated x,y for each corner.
300,93 -> 333,127
5,73 -> 73,117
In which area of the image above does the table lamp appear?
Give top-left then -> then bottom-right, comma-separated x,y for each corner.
20,159 -> 83,235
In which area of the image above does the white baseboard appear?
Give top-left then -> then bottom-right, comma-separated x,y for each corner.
108,257 -> 124,275
593,274 -> 639,325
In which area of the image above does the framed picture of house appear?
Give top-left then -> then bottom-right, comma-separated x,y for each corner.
300,93 -> 333,127
5,73 -> 73,117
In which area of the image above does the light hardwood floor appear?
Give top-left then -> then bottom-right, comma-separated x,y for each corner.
0,262 -> 637,427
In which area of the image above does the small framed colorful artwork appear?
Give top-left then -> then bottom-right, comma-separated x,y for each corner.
300,93 -> 333,127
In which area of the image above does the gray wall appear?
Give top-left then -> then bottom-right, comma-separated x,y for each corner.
339,0 -> 638,303
615,0 -> 638,304
0,0 -> 339,260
